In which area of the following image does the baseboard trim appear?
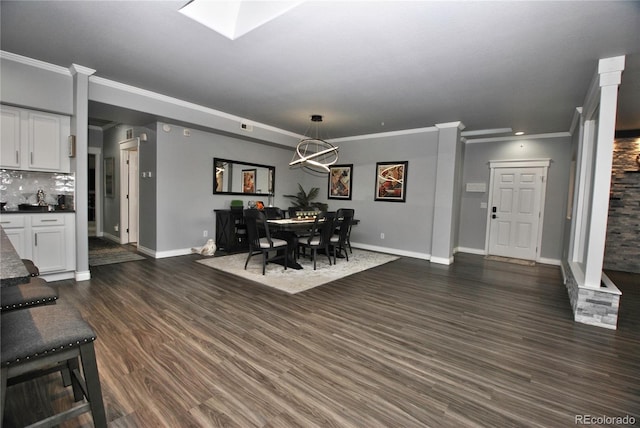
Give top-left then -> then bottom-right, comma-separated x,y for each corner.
455,246 -> 486,256
430,256 -> 454,265
75,270 -> 91,282
537,257 -> 561,266
351,242 -> 430,260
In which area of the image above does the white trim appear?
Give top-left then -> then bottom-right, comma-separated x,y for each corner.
329,126 -> 438,143
537,257 -> 561,266
89,76 -> 304,140
119,138 -> 139,244
154,248 -> 193,259
351,242 -> 429,260
489,159 -> 550,169
569,107 -> 582,136
600,272 -> 622,296
465,132 -> 570,144
461,128 -> 512,137
430,256 -> 454,265
75,270 -> 91,282
456,246 -> 486,255
0,50 -> 71,76
435,121 -> 465,130
69,64 -> 96,76
40,271 -> 75,282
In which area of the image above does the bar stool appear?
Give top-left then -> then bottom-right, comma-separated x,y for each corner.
1,277 -> 58,312
21,259 -> 40,277
1,304 -> 107,428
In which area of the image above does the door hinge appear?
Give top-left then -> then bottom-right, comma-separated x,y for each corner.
126,159 -> 130,165
127,228 -> 129,233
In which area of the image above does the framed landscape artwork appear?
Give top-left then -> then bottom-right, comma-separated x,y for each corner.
328,164 -> 353,200
242,169 -> 256,194
375,161 -> 408,202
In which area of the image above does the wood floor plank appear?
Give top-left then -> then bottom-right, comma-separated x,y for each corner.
2,252 -> 639,427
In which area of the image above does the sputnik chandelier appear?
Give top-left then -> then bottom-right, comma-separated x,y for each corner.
289,115 -> 339,174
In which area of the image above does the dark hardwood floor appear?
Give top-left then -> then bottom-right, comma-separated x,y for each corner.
3,253 -> 639,427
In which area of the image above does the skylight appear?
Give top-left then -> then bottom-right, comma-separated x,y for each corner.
179,0 -> 303,40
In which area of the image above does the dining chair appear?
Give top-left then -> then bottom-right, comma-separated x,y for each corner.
264,207 -> 284,220
330,208 -> 355,263
243,209 -> 289,274
298,212 -> 336,270
1,303 -> 107,428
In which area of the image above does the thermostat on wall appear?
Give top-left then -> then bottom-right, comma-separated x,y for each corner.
466,182 -> 487,193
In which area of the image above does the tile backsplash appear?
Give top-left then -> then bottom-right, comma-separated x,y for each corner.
0,169 -> 75,210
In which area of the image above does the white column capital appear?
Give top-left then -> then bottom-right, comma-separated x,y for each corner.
435,121 -> 466,131
69,64 -> 96,76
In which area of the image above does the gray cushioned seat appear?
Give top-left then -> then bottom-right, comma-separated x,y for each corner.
1,304 -> 95,367
1,304 -> 106,427
1,277 -> 58,312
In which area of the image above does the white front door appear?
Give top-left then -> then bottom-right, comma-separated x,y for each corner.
487,166 -> 546,260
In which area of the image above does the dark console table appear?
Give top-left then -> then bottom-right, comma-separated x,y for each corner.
214,209 -> 248,253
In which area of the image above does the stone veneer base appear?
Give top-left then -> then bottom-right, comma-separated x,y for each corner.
563,262 -> 621,329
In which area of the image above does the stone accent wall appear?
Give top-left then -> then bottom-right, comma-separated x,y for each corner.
563,262 -> 620,329
604,138 -> 640,274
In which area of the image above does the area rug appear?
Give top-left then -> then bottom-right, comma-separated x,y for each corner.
485,255 -> 536,266
89,238 -> 146,266
196,249 -> 399,294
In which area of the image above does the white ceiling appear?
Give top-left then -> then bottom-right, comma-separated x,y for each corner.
1,1 -> 639,139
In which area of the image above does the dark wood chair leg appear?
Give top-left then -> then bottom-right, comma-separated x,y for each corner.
1,366 -> 7,428
79,342 -> 107,428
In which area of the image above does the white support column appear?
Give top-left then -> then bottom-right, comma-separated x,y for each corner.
431,121 -> 465,265
583,56 -> 625,288
69,64 -> 96,281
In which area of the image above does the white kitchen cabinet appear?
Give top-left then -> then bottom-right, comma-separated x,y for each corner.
1,106 -> 21,168
0,105 -> 71,172
1,215 -> 28,256
0,213 -> 76,279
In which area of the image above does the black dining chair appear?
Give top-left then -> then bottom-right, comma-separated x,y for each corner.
298,212 -> 336,270
243,209 -> 289,275
330,208 -> 355,263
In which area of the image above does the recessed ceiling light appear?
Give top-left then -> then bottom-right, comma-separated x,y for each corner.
515,131 -> 525,136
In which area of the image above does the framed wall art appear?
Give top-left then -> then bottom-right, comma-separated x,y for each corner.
242,169 -> 256,194
375,161 -> 408,202
328,164 -> 353,200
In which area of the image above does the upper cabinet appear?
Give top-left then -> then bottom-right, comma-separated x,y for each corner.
0,105 -> 71,172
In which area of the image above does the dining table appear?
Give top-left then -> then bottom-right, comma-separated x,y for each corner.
264,216 -> 359,269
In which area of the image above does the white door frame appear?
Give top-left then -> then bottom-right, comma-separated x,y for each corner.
485,159 -> 550,261
119,138 -> 139,244
88,146 -> 102,237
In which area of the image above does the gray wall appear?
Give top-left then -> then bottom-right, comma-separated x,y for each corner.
300,131 -> 440,256
458,136 -> 572,261
154,123 -> 300,252
0,56 -> 73,115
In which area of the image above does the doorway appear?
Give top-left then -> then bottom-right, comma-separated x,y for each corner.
120,138 -> 139,245
88,147 -> 102,237
485,160 -> 549,261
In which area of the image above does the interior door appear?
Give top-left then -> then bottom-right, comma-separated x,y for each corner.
488,167 -> 544,260
128,150 -> 139,243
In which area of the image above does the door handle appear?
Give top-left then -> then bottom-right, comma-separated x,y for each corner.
492,214 -> 497,219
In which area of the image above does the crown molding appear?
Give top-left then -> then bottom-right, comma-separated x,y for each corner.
0,50 -> 71,76
89,76 -> 303,140
329,126 -> 438,143
465,132 -> 571,144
